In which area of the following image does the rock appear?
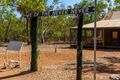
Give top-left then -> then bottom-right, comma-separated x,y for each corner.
7,60 -> 19,69
110,75 -> 120,80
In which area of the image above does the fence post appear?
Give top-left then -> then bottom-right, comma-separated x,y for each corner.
30,16 -> 39,71
76,12 -> 84,80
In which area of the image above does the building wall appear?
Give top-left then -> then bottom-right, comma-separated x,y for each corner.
104,29 -> 120,46
70,28 -> 120,48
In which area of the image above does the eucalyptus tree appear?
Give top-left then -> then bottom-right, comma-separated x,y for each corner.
115,0 -> 120,3
106,0 -> 112,12
113,0 -> 120,10
74,0 -> 107,24
43,3 -> 73,43
17,0 -> 64,71
17,0 -> 46,45
0,0 -> 47,71
0,2 -> 18,41
40,0 -> 62,44
17,0 -> 47,71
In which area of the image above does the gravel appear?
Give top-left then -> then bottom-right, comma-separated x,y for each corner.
16,64 -> 75,80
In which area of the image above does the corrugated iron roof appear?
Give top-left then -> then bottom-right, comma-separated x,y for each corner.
110,11 -> 120,20
72,19 -> 120,29
71,11 -> 120,29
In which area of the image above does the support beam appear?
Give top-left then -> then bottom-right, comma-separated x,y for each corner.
94,0 -> 97,80
24,7 -> 95,17
76,13 -> 83,80
30,16 -> 39,71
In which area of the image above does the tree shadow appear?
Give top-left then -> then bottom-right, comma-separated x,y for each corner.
96,63 -> 120,74
83,62 -> 120,74
64,63 -> 76,70
64,60 -> 120,74
0,70 -> 33,79
64,60 -> 94,71
84,48 -> 120,52
102,57 -> 120,63
83,60 -> 97,73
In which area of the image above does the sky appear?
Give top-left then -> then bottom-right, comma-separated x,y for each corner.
47,0 -> 81,7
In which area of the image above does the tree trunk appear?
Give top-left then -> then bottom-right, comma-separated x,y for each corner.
5,19 -> 11,42
41,17 -> 45,44
63,31 -> 66,42
30,16 -> 39,71
26,18 -> 30,45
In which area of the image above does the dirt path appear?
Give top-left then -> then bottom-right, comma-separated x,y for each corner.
0,44 -> 119,80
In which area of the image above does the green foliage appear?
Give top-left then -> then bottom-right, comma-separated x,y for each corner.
113,0 -> 120,10
113,6 -> 120,10
17,0 -> 46,14
115,0 -> 120,4
74,0 -> 107,24
0,8 -> 25,41
32,0 -> 107,43
0,0 -> 46,15
44,15 -> 70,42
0,0 -> 109,43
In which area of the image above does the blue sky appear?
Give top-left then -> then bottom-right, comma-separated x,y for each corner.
47,0 -> 81,7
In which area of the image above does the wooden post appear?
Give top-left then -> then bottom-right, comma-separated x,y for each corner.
30,16 -> 39,71
55,44 -> 57,53
84,29 -> 86,45
103,29 -> 105,46
94,0 -> 97,80
76,13 -> 84,80
70,28 -> 71,47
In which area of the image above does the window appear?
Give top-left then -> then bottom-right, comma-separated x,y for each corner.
86,30 -> 93,38
112,31 -> 118,39
97,30 -> 103,39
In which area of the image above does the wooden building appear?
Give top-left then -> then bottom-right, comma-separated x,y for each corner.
70,11 -> 120,48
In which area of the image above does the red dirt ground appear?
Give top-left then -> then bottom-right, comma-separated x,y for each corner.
0,44 -> 119,80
